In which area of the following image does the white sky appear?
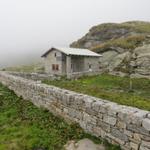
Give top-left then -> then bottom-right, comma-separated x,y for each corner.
0,0 -> 150,67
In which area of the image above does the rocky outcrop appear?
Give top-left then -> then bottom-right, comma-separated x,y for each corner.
132,45 -> 150,77
70,21 -> 150,78
98,44 -> 150,78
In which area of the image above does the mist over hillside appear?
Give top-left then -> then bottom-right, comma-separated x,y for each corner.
0,52 -> 41,69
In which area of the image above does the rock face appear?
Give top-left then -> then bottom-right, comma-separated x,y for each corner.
100,44 -> 150,78
132,45 -> 150,77
70,21 -> 150,78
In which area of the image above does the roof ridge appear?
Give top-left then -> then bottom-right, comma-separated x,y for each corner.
42,47 -> 102,57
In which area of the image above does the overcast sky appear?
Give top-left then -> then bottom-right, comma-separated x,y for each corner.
0,0 -> 150,68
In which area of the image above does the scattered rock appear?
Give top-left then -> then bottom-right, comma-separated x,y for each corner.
64,139 -> 105,150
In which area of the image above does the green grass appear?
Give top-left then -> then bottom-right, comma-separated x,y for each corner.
70,21 -> 150,49
0,83 -> 120,150
91,35 -> 146,52
122,21 -> 150,33
43,74 -> 150,111
3,62 -> 44,73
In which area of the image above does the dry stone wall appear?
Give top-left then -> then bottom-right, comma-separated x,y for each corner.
0,72 -> 149,150
7,72 -> 59,81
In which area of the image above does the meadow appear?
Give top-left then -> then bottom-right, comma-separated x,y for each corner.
44,74 -> 150,111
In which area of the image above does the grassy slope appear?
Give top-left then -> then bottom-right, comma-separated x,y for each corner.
3,62 -> 44,73
0,83 -> 120,150
91,35 -> 146,52
122,21 -> 150,33
43,74 -> 150,111
91,22 -> 150,51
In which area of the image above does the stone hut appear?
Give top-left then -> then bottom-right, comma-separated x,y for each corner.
41,47 -> 102,77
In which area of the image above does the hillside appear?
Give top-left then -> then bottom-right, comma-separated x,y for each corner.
2,62 -> 44,73
70,21 -> 150,78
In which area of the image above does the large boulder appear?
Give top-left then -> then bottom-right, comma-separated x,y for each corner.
132,44 -> 150,76
64,139 -> 105,150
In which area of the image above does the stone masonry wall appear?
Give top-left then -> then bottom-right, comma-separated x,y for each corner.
7,72 -> 59,81
0,72 -> 149,150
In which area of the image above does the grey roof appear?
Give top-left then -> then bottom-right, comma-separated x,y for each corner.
41,47 -> 102,57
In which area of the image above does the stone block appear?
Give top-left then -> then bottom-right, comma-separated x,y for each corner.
106,133 -> 125,145
117,121 -> 126,129
111,128 -> 128,142
92,101 -> 102,112
97,120 -> 111,132
142,118 -> 150,131
141,141 -> 150,149
127,124 -> 149,136
103,115 -> 117,126
139,145 -> 150,150
124,129 -> 133,138
133,133 -> 141,142
99,105 -> 107,113
130,142 -> 139,150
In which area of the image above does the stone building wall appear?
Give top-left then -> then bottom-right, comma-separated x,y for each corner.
0,72 -> 149,150
44,50 -> 64,75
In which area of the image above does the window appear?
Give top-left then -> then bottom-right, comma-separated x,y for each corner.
52,64 -> 59,71
52,64 -> 55,70
89,64 -> 92,69
56,64 -> 59,71
54,52 -> 57,57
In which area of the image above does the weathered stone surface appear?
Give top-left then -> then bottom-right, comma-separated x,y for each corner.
107,104 -> 118,117
117,121 -> 126,129
93,127 -> 106,138
133,133 -> 141,142
141,141 -> 150,148
64,139 -> 106,150
111,128 -> 128,142
92,101 -> 102,112
124,130 -> 133,138
103,115 -> 117,126
106,133 -> 125,145
142,118 -> 150,131
130,142 -> 139,150
139,145 -> 150,150
97,120 -> 111,132
127,124 -> 149,136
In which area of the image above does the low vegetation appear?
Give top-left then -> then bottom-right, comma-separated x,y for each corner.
70,21 -> 150,49
122,21 -> 150,33
2,62 -> 44,73
91,35 -> 146,52
0,83 -> 119,150
90,21 -> 150,34
44,74 -> 150,111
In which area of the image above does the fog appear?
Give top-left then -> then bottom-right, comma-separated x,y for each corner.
0,0 -> 150,68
